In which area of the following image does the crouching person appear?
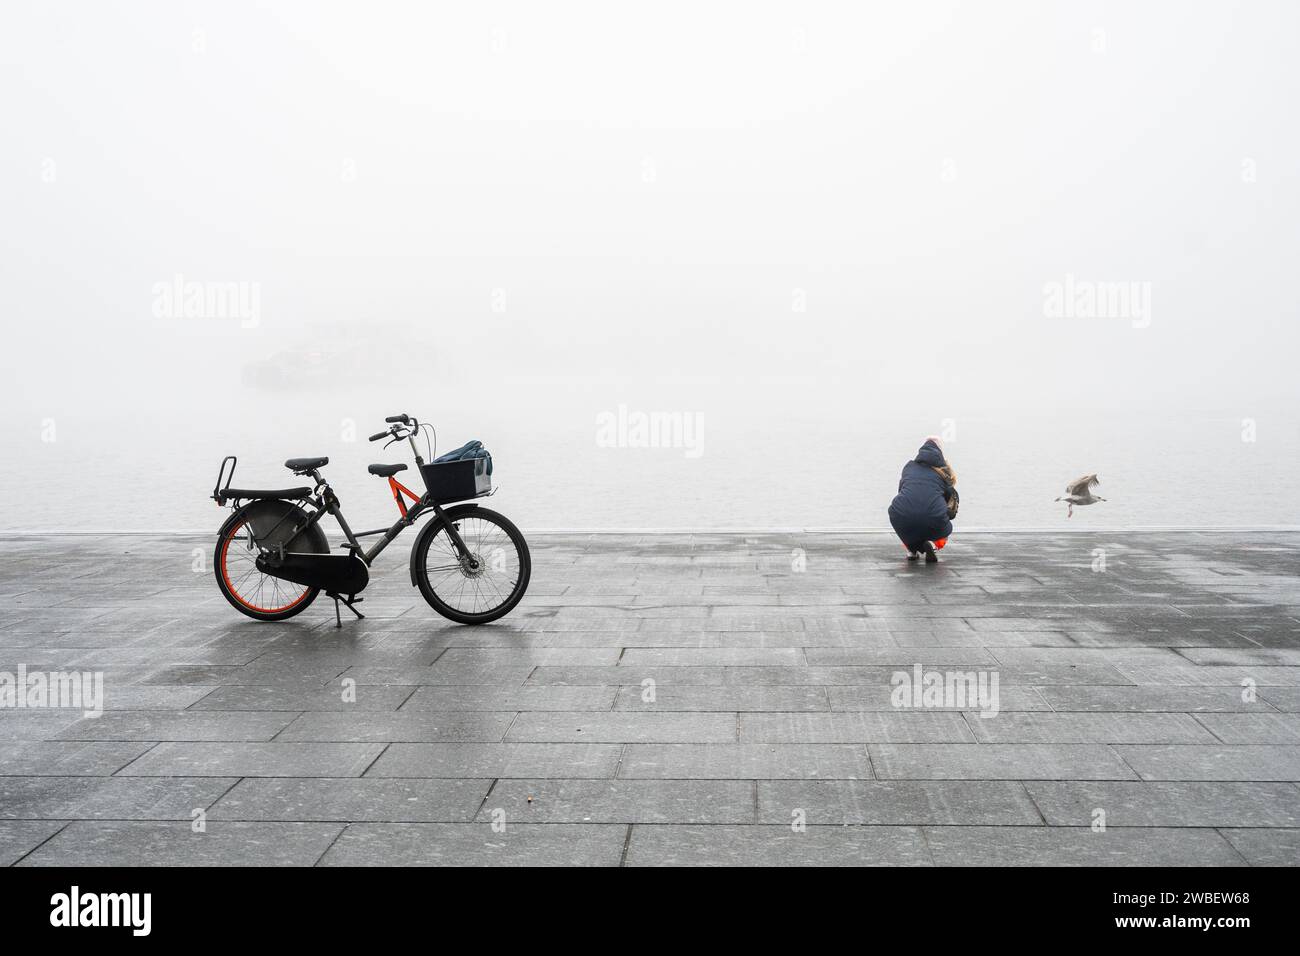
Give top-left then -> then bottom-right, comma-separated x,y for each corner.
888,436 -> 959,563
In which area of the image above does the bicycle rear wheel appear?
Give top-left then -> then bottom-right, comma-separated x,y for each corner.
414,506 -> 530,624
214,503 -> 327,621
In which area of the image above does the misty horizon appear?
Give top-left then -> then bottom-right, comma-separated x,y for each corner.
2,1 -> 1297,531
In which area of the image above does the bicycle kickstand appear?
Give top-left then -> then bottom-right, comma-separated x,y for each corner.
327,593 -> 366,628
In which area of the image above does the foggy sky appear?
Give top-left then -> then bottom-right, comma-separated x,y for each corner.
1,2 -> 1297,530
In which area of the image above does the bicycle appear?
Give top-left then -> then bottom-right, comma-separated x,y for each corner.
209,413 -> 530,626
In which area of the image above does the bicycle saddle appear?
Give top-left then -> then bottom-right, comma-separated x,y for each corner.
368,463 -> 408,477
285,457 -> 328,472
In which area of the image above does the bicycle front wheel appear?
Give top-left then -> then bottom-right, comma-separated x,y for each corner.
414,506 -> 530,624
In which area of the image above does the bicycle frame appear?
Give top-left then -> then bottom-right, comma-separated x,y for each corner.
266,479 -> 471,568
234,442 -> 478,577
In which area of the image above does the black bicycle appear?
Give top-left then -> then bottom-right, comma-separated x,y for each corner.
209,414 -> 530,626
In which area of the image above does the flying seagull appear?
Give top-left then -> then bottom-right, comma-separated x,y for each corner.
1056,474 -> 1105,518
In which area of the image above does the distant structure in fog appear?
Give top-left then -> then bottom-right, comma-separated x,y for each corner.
1056,474 -> 1106,518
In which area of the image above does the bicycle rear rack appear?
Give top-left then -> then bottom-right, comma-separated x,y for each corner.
212,456 -> 237,505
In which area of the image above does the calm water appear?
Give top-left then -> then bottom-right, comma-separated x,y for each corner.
1,384 -> 1295,535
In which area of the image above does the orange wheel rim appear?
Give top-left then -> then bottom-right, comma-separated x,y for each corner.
219,520 -> 313,613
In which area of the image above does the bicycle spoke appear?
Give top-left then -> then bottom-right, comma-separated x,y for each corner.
419,513 -> 525,619
220,520 -> 310,613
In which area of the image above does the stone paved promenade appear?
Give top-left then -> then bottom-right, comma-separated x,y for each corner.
1,532 -> 1298,866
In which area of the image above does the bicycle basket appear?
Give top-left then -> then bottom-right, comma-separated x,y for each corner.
419,457 -> 491,504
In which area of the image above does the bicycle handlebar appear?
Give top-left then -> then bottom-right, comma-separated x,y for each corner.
371,414 -> 421,443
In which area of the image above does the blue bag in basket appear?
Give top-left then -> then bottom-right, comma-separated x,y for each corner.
432,440 -> 493,476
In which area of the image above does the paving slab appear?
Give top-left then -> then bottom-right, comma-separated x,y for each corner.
624,824 -> 931,866
0,821 -> 66,866
15,821 -> 343,866
1034,686 -> 1268,712
965,713 -> 1216,744
116,742 -> 386,777
1218,828 -> 1300,866
920,826 -> 1245,866
318,822 -> 627,866
480,779 -> 756,823
0,742 -> 153,776
529,665 -> 725,686
4,530 -> 1300,866
1259,688 -> 1300,712
802,647 -> 1001,666
1113,745 -> 1300,781
739,712 -> 973,743
0,711 -> 84,741
867,743 -> 1138,780
99,686 -> 224,709
273,710 -> 515,743
826,684 -> 1052,712
613,684 -> 828,712
619,743 -> 873,779
400,685 -> 618,711
209,778 -> 492,822
189,685 -> 415,711
431,647 -> 623,666
365,743 -> 623,779
0,776 -> 235,820
54,711 -> 297,741
757,780 -> 1042,825
1025,781 -> 1300,827
505,711 -> 737,743
1194,713 -> 1300,744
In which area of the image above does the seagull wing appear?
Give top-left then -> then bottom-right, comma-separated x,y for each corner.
1065,474 -> 1100,496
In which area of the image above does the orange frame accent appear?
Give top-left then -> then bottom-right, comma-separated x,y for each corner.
388,476 -> 422,518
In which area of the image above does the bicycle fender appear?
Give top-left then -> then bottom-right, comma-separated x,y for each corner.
218,499 -> 326,553
408,503 -> 480,587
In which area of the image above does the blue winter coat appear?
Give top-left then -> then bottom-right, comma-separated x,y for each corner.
888,440 -> 955,548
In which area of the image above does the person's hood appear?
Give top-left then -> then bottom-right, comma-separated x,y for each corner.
914,440 -> 946,468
